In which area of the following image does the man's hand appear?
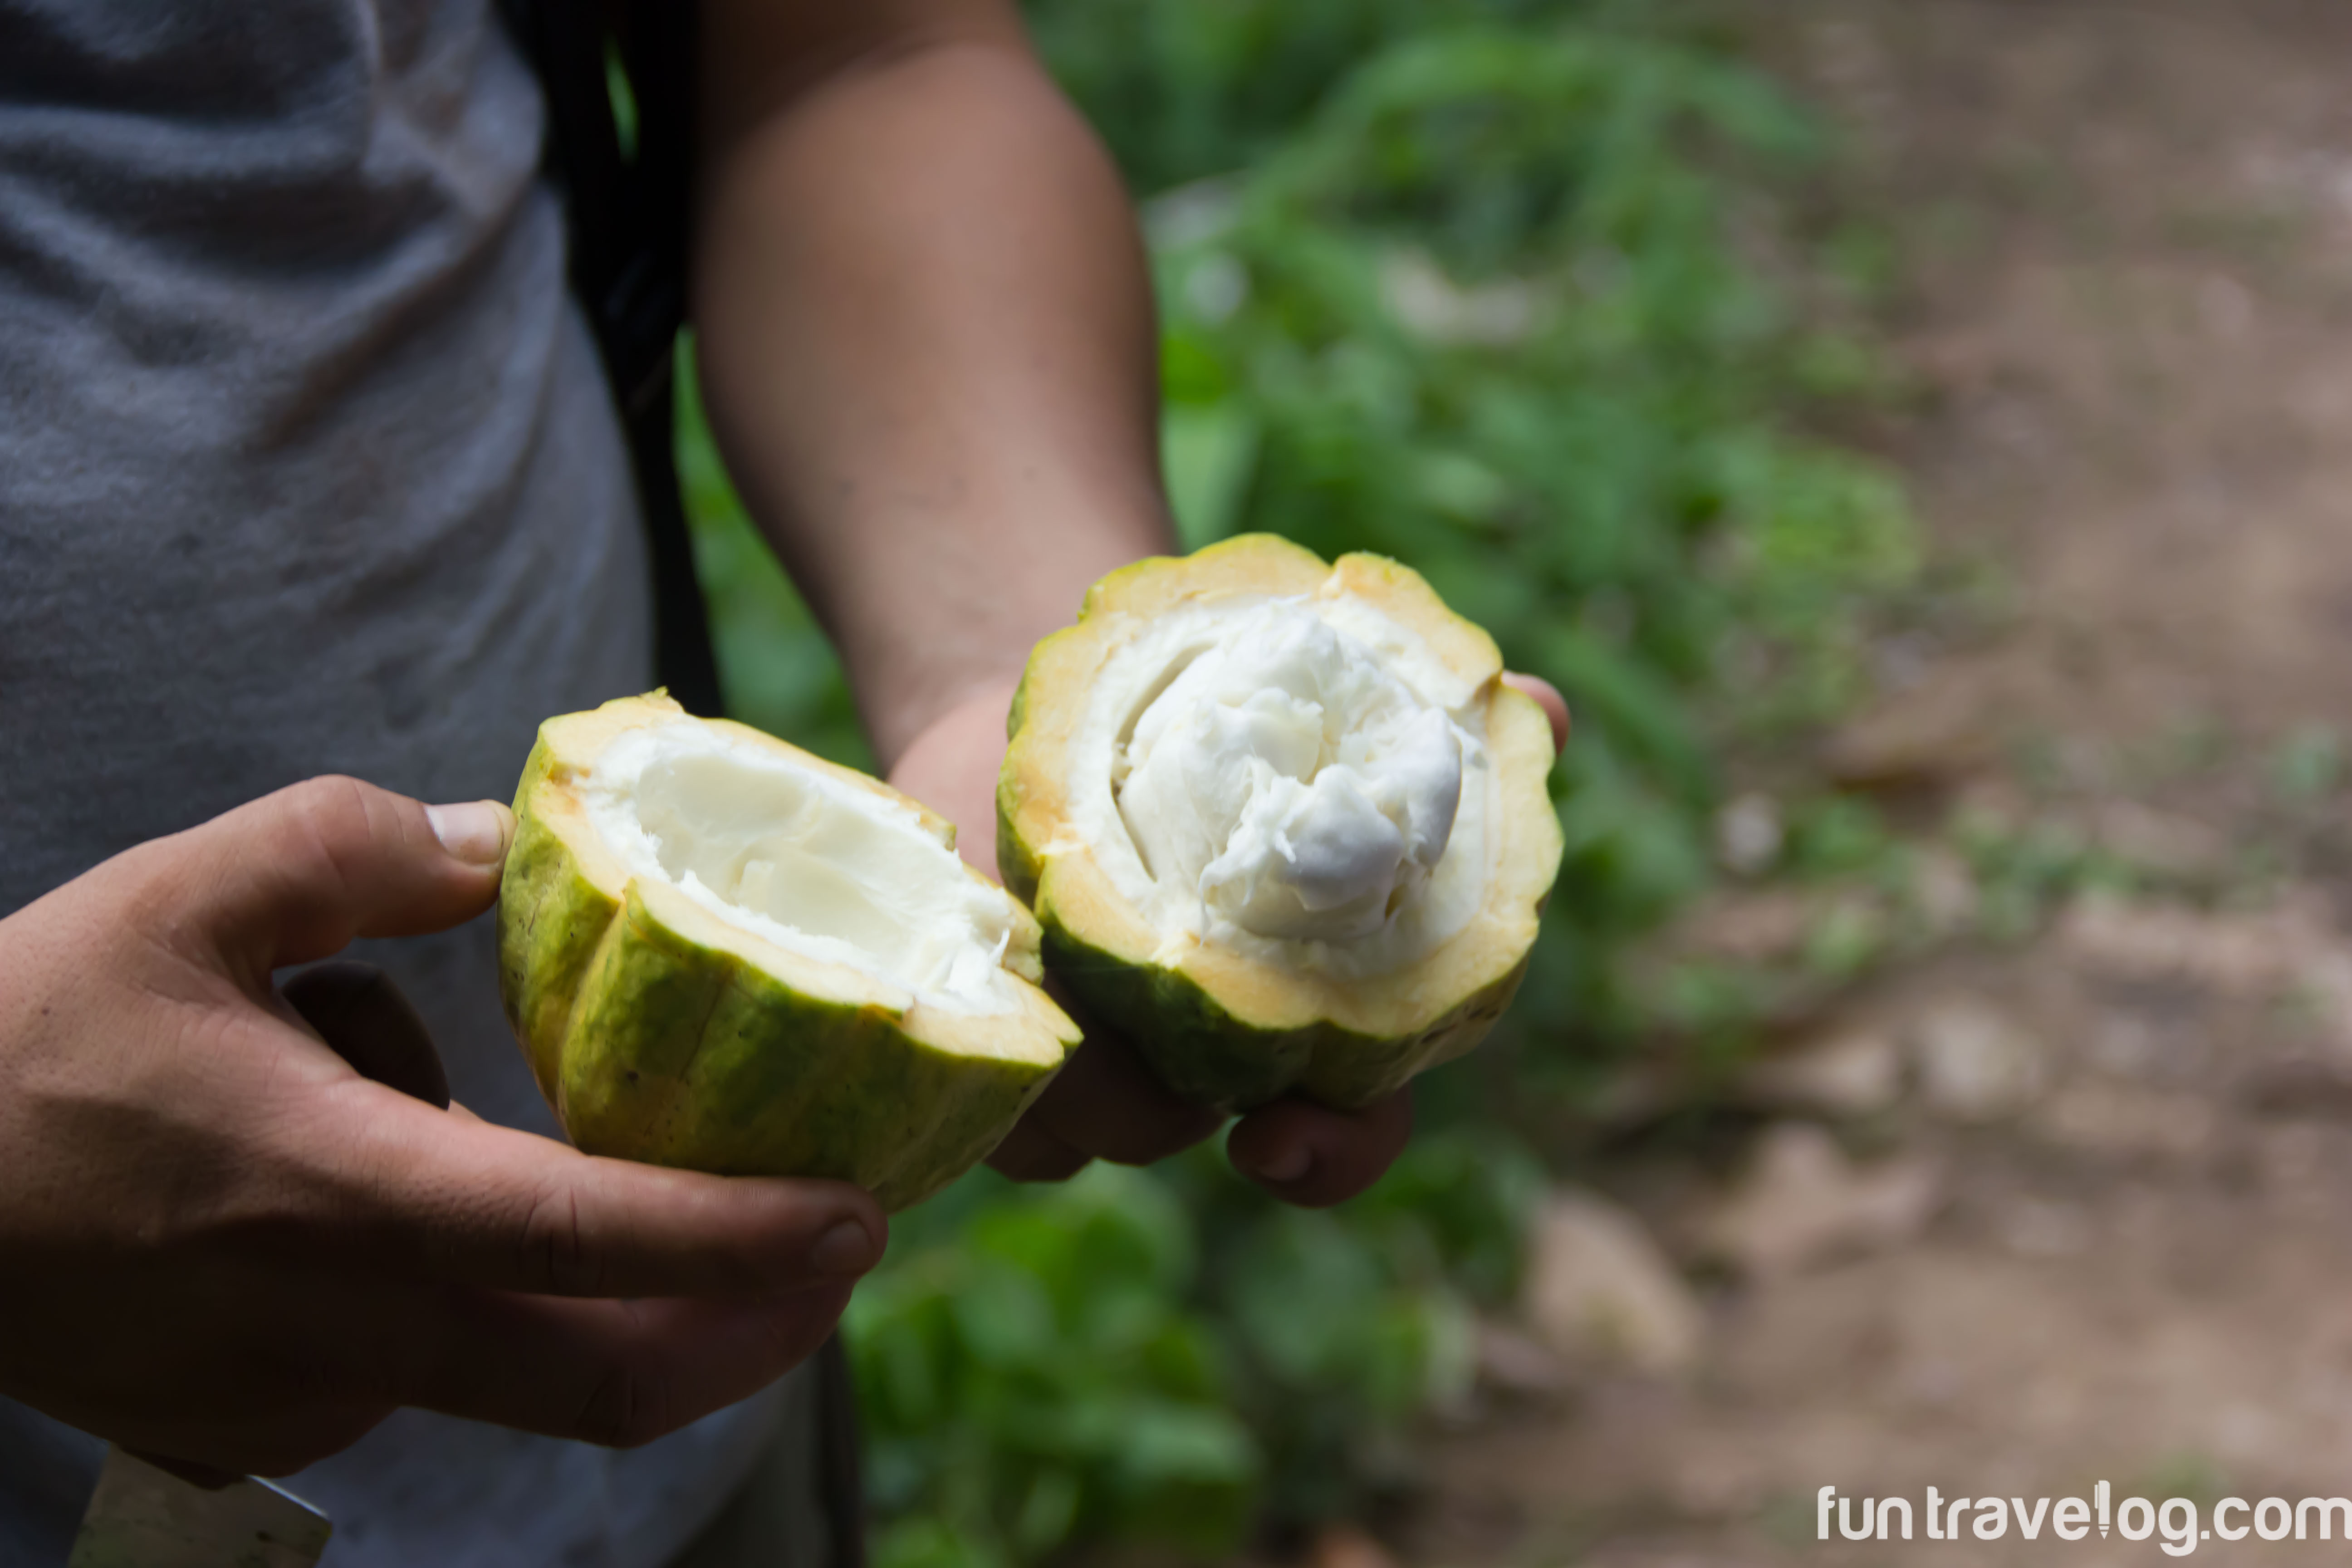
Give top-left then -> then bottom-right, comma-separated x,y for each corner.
888,673 -> 1570,1209
0,778 -> 886,1477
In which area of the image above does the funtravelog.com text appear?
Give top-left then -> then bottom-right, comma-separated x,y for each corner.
1820,1484 -> 2352,1555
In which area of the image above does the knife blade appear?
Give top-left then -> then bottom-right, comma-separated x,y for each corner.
68,1446 -> 331,1568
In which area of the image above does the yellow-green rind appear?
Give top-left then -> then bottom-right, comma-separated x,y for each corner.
998,535 -> 1563,1112
500,694 -> 1079,1212
1028,914 -> 1532,1112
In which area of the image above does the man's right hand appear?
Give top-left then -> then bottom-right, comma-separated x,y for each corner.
0,777 -> 885,1477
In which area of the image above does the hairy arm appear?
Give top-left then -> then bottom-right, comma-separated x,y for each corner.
693,0 -> 1173,768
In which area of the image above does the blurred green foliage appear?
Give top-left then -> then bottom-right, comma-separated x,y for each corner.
849,1134 -> 1539,1567
675,1 -> 1916,1560
852,1168 -> 1257,1568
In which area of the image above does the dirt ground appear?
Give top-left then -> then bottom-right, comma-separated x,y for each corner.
1399,4 -> 2352,1564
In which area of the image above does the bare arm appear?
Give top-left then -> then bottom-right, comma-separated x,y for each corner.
687,5 -> 1570,1205
693,0 -> 1173,768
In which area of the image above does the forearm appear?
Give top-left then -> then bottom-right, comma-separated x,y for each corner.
694,4 -> 1174,767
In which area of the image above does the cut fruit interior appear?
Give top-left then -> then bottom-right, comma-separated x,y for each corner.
584,720 -> 1024,1015
1083,589 -> 1491,979
1000,535 -> 1563,1107
500,694 -> 1076,1209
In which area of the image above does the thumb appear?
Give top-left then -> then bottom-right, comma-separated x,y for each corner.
1500,671 -> 1570,755
152,776 -> 512,977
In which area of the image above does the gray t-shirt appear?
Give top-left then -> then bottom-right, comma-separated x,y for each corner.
0,3 -> 796,1563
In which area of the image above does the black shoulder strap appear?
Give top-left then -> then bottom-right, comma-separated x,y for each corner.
495,0 -> 725,719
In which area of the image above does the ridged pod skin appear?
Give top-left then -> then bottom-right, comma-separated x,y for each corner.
499,695 -> 1078,1213
998,535 -> 1563,1112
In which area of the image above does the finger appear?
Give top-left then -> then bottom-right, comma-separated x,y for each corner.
985,1119 -> 1093,1184
1017,1032 -> 1222,1167
152,776 -> 512,975
403,1282 -> 855,1450
314,1094 -> 887,1298
1226,1088 -> 1414,1208
281,960 -> 451,1109
1501,672 -> 1571,755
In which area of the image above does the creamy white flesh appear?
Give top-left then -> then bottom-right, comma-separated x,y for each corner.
1082,596 -> 1493,979
584,725 -> 1022,1014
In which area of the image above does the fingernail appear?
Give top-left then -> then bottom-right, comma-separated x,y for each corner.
811,1219 -> 880,1276
427,801 -> 510,866
1250,1145 -> 1313,1185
